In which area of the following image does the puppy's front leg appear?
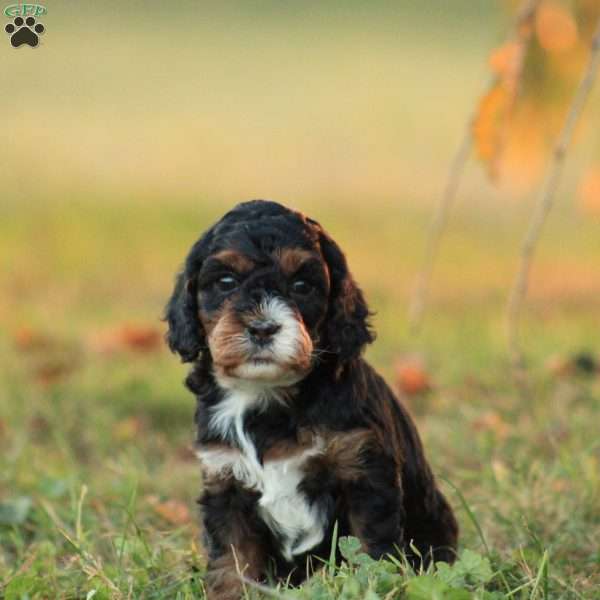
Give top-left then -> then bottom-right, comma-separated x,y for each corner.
199,480 -> 267,600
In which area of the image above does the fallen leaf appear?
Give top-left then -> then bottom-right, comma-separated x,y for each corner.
29,415 -> 50,435
33,360 -> 76,386
88,324 -> 163,354
119,325 -> 162,352
547,351 -> 598,378
149,497 -> 190,525
394,358 -> 432,395
472,411 -> 510,439
551,479 -> 569,492
545,353 -> 571,376
13,327 -> 57,353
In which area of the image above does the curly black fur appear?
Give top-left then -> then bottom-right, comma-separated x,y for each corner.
165,200 -> 458,600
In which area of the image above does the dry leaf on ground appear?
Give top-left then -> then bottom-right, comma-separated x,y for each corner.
87,324 -> 163,354
394,358 -> 432,396
148,496 -> 191,525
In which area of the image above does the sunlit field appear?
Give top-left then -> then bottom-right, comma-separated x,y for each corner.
1,1 -> 600,598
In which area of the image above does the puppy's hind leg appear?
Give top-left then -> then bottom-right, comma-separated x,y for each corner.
403,487 -> 459,568
344,452 -> 407,560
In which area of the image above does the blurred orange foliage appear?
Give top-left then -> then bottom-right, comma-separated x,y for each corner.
473,3 -> 535,182
578,165 -> 600,216
475,0 -> 599,190
536,2 -> 578,53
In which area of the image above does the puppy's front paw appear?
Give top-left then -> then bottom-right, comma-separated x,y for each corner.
205,581 -> 243,600
205,558 -> 246,600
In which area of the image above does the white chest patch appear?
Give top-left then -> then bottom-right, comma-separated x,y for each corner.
197,388 -> 327,561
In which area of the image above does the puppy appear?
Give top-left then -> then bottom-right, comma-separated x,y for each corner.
165,200 -> 458,599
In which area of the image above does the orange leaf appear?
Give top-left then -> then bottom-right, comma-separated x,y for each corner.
497,102 -> 547,191
119,325 -> 162,352
536,2 -> 578,53
551,479 -> 569,492
546,351 -> 598,377
578,166 -> 600,217
394,359 -> 431,396
88,324 -> 163,354
473,4 -> 545,184
545,354 -> 571,376
473,84 -> 511,176
13,327 -> 57,353
33,360 -> 76,386
150,498 -> 191,525
489,41 -> 521,79
471,411 -> 510,439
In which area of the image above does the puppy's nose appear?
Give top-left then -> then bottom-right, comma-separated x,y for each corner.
247,319 -> 281,344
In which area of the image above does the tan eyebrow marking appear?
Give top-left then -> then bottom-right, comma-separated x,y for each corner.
213,250 -> 255,274
275,248 -> 318,276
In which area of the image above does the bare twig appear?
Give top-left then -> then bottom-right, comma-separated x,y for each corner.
407,121 -> 473,334
506,19 -> 600,372
408,0 -> 541,334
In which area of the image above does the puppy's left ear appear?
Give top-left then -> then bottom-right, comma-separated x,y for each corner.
164,273 -> 205,363
314,222 -> 375,364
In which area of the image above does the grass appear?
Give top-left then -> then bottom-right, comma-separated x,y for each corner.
1,198 -> 599,599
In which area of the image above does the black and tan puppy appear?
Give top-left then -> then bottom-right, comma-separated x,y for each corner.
165,200 -> 457,599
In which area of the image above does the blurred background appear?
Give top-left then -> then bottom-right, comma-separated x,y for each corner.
2,0 -> 599,376
1,0 -> 600,595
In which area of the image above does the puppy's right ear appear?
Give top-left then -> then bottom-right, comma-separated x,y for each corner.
165,228 -> 216,363
164,272 -> 204,363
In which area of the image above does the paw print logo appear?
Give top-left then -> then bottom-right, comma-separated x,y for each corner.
5,16 -> 45,48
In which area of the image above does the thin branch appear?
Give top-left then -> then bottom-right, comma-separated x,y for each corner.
407,120 -> 473,334
408,0 -> 541,335
506,19 -> 600,372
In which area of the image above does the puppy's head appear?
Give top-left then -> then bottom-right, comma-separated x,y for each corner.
165,200 -> 373,386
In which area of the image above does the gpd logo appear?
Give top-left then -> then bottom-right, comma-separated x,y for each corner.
4,3 -> 46,47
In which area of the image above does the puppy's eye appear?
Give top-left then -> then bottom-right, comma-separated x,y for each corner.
291,279 -> 312,296
215,275 -> 238,293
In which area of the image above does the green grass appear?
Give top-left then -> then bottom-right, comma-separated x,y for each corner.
1,199 -> 599,599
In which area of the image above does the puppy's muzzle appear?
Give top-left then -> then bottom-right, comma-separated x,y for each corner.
247,319 -> 281,346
